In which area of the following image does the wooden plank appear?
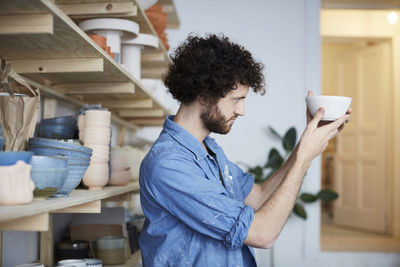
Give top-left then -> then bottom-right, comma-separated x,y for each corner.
0,182 -> 140,223
8,58 -> 104,74
0,213 -> 49,231
119,108 -> 164,118
142,52 -> 167,62
43,97 -> 58,119
141,66 -> 168,79
104,193 -> 132,202
0,14 -> 53,35
129,118 -> 165,126
90,98 -> 153,109
53,200 -> 101,213
58,2 -> 136,16
53,82 -> 135,95
118,125 -> 126,146
40,214 -> 53,266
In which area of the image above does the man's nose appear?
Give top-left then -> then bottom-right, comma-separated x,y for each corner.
235,101 -> 245,116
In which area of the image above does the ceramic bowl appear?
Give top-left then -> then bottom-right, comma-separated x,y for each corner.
306,95 -> 352,121
39,124 -> 75,139
31,167 -> 69,199
57,259 -> 87,267
14,264 -> 45,267
28,146 -> 92,159
83,258 -> 102,267
41,116 -> 76,125
83,128 -> 111,145
0,151 -> 34,166
29,138 -> 92,154
109,168 -> 131,186
30,155 -> 68,169
82,163 -> 109,190
96,236 -> 125,250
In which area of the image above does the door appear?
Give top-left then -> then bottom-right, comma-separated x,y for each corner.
333,42 -> 390,233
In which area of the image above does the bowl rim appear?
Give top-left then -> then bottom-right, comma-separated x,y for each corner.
305,95 -> 352,101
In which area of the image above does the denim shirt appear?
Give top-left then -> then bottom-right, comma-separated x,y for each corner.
139,116 -> 256,267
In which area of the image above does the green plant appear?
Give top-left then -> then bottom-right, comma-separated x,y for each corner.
246,126 -> 338,219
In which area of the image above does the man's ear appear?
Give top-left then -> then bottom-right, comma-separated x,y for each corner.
197,94 -> 207,106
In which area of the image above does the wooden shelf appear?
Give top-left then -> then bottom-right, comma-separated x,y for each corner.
104,250 -> 141,267
0,181 -> 140,231
0,0 -> 173,127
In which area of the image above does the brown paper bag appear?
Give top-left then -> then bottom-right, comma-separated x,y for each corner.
0,60 -> 40,151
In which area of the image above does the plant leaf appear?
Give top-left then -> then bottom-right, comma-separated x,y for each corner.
268,126 -> 282,140
293,203 -> 307,219
300,193 -> 318,203
248,166 -> 263,183
264,148 -> 284,169
316,189 -> 338,202
283,127 -> 297,152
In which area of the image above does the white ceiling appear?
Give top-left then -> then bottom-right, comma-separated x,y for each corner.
322,0 -> 400,9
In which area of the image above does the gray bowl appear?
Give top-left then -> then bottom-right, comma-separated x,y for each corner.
28,145 -> 92,159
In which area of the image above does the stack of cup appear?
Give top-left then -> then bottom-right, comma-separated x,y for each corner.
82,110 -> 111,190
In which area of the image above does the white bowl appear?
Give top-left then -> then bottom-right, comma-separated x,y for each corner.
305,95 -> 352,121
57,259 -> 87,267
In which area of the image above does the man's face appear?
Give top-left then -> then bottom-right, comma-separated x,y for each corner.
200,83 -> 250,134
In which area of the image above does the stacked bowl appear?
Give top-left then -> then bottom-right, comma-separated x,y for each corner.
29,155 -> 69,199
39,116 -> 77,139
0,125 -> 4,150
27,138 -> 92,197
81,110 -> 111,190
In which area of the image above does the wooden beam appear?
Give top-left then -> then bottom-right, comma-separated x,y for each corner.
8,58 -> 104,74
0,213 -> 48,231
57,2 -> 137,16
141,52 -> 167,62
118,125 -> 126,146
90,98 -> 153,109
129,118 -> 165,126
104,193 -> 132,202
119,108 -> 164,118
141,66 -> 168,79
0,14 -> 53,35
43,97 -> 58,119
53,82 -> 135,95
53,200 -> 101,213
40,214 -> 53,267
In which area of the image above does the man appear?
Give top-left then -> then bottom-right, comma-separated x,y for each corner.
139,34 -> 350,266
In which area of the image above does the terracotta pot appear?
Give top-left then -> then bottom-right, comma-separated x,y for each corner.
83,163 -> 109,190
89,34 -> 107,51
0,161 -> 34,205
109,168 -> 131,186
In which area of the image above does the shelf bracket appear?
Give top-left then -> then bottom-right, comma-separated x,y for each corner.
53,200 -> 101,214
0,213 -> 49,231
119,108 -> 165,118
0,14 -> 53,35
53,82 -> 135,95
7,58 -> 104,74
40,214 -> 53,267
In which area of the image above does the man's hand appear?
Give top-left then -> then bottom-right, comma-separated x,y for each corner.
298,103 -> 350,168
307,90 -> 351,131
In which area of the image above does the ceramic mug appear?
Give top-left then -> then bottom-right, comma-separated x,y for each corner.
57,259 -> 87,267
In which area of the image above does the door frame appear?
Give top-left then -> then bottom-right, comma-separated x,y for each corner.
320,9 -> 400,250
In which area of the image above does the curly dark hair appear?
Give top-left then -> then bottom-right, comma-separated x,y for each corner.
163,34 -> 265,105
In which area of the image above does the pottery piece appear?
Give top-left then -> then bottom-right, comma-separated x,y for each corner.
28,138 -> 92,154
109,168 -> 131,186
84,110 -> 111,128
14,264 -> 45,267
39,124 -> 75,139
85,144 -> 110,163
78,114 -> 85,142
306,95 -> 352,121
83,163 -> 109,190
89,34 -> 107,51
0,151 -> 33,166
79,18 -> 139,63
110,149 -> 128,172
83,127 -> 111,146
83,258 -> 102,267
0,161 -> 34,205
121,33 -> 159,79
57,259 -> 87,267
0,136 -> 4,151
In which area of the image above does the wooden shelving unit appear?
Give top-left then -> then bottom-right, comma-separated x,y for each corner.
0,0 -> 180,127
0,0 -> 180,265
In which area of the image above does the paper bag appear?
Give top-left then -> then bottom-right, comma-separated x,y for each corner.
0,60 -> 40,151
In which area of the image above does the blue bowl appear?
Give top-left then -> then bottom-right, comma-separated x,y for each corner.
59,175 -> 86,195
0,137 -> 3,151
31,167 -> 69,190
28,145 -> 92,159
54,156 -> 91,166
30,155 -> 68,169
39,124 -> 75,139
28,138 -> 92,154
0,151 -> 33,166
40,116 -> 76,125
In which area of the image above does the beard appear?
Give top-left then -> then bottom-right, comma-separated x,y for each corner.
200,102 -> 235,134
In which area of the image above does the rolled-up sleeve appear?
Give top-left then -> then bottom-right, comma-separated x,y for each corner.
141,150 -> 254,248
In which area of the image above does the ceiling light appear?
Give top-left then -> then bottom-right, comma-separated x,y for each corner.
387,11 -> 398,24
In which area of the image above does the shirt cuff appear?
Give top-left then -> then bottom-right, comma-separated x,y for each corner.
223,205 -> 254,248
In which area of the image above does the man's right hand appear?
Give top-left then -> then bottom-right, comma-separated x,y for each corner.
297,107 -> 350,169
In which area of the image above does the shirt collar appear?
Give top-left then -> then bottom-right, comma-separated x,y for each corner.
163,115 -> 219,160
